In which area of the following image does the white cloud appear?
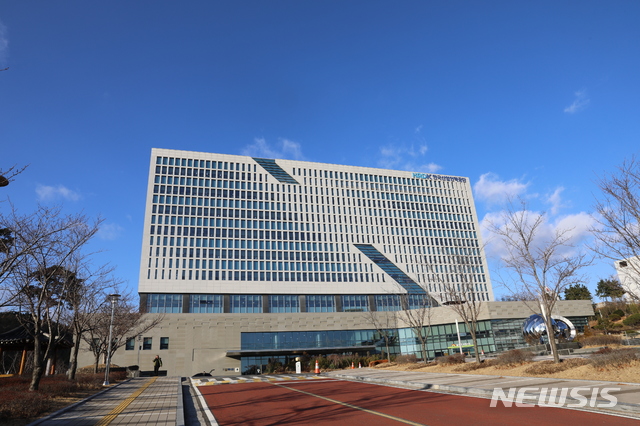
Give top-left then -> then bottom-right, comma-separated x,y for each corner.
241,137 -> 305,160
98,223 -> 124,240
546,187 -> 565,215
377,143 -> 441,173
555,212 -> 596,244
481,209 -> 596,262
564,89 -> 590,114
279,138 -> 304,160
36,184 -> 81,202
473,173 -> 529,205
422,162 -> 442,173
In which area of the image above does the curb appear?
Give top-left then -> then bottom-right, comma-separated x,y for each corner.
330,371 -> 640,418
176,378 -> 185,426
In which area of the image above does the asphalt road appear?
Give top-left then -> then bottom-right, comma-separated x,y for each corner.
196,377 -> 640,425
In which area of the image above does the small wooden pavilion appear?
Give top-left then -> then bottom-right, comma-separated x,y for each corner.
0,325 -> 73,375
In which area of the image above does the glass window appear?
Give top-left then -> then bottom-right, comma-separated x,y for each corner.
374,294 -> 401,311
147,294 -> 183,313
406,294 -> 432,310
230,295 -> 263,313
143,337 -> 152,350
160,337 -> 169,350
306,295 -> 335,313
341,295 -> 369,312
269,295 -> 300,313
189,294 -> 223,313
125,337 -> 135,351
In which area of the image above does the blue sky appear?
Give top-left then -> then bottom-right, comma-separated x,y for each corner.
1,1 -> 639,300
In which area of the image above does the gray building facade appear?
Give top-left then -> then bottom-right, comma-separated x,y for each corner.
77,149 -> 592,376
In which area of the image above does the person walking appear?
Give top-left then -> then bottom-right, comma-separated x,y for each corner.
153,355 -> 162,376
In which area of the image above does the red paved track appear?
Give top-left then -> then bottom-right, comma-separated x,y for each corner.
199,379 -> 640,426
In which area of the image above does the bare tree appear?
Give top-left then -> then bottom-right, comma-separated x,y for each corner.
592,156 -> 640,302
82,294 -> 164,373
490,200 -> 592,363
63,260 -> 122,380
0,205 -> 74,308
441,268 -> 484,363
399,292 -> 435,362
2,205 -> 101,390
499,291 -> 537,301
364,301 -> 397,362
0,164 -> 28,187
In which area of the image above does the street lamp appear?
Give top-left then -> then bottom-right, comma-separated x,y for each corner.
103,293 -> 121,386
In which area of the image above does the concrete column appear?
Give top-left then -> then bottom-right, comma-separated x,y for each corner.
139,294 -> 149,313
223,295 -> 230,313
369,295 -> 377,312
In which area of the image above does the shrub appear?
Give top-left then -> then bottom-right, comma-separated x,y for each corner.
40,377 -> 77,397
0,391 -> 53,421
404,363 -> 426,370
580,334 -> 622,347
436,353 -> 465,365
75,373 -> 107,390
0,373 -> 116,422
612,323 -> 624,328
395,354 -> 418,364
494,349 -> 534,367
608,314 -> 622,322
453,360 -> 493,372
523,358 -> 587,375
315,353 -> 385,370
265,360 -> 284,374
590,348 -> 639,370
623,313 -> 640,327
612,309 -> 626,317
312,353 -> 427,371
110,371 -> 127,382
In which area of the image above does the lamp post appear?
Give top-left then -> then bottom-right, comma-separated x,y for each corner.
103,293 -> 121,386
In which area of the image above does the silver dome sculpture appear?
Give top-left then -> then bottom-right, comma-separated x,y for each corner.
522,314 -> 576,345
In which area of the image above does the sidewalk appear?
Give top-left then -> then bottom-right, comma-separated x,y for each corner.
327,368 -> 640,418
29,376 -> 184,426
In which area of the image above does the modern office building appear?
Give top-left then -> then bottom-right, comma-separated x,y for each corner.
139,148 -> 492,308
77,149 -> 593,376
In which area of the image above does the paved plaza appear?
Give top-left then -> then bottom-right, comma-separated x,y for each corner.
28,376 -> 184,426
27,370 -> 640,425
